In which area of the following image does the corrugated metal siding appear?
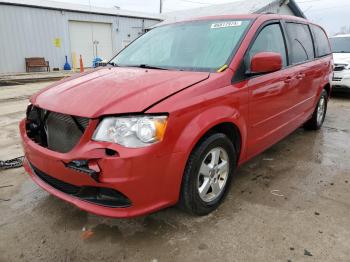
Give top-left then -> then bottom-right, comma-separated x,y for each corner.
0,5 -> 66,73
0,4 -> 160,73
277,5 -> 294,16
256,1 -> 294,16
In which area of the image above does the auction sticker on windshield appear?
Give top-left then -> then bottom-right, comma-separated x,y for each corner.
211,21 -> 243,29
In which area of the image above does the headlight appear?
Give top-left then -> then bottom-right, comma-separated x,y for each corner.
92,115 -> 168,148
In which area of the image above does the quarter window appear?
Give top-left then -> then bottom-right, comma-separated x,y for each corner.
311,25 -> 331,57
248,23 -> 287,68
285,23 -> 315,64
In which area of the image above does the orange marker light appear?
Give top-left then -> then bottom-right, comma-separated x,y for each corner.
155,118 -> 168,142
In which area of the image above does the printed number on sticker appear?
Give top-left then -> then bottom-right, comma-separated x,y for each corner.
211,21 -> 243,29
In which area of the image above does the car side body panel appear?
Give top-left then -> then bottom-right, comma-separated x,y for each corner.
147,71 -> 249,164
19,14 -> 333,218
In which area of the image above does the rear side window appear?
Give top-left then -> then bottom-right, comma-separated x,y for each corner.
285,23 -> 314,64
248,23 -> 287,67
311,25 -> 331,57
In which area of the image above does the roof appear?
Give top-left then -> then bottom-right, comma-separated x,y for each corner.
155,0 -> 305,27
163,13 -> 306,23
149,14 -> 308,30
0,0 -> 162,20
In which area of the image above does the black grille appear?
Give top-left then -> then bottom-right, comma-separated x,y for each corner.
30,163 -> 132,208
32,164 -> 80,194
26,106 -> 89,153
334,64 -> 347,72
332,77 -> 342,81
46,112 -> 89,153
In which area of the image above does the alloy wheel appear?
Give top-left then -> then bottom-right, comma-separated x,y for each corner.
197,147 -> 229,202
317,95 -> 326,125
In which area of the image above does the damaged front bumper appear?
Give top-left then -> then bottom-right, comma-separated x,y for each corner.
20,119 -> 185,218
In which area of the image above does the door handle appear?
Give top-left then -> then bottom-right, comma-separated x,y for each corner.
284,76 -> 293,83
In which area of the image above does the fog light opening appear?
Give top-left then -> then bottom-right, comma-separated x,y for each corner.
65,160 -> 100,182
105,148 -> 118,156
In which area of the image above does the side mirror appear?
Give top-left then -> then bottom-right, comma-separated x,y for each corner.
249,52 -> 283,75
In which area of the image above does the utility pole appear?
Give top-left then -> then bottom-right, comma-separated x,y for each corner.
160,0 -> 163,13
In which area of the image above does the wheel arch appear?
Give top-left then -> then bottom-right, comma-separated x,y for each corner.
323,83 -> 331,98
175,105 -> 247,166
167,105 -> 248,205
196,122 -> 242,163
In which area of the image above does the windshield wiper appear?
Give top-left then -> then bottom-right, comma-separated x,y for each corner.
128,64 -> 169,70
107,62 -> 119,67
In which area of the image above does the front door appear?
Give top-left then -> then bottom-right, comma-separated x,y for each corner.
245,22 -> 294,158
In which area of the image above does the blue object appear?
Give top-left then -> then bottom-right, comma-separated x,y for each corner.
63,55 -> 71,70
93,57 -> 103,68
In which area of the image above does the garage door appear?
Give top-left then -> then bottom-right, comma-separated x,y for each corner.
69,21 -> 113,68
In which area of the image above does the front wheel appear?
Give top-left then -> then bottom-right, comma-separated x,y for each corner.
304,89 -> 328,130
178,133 -> 237,216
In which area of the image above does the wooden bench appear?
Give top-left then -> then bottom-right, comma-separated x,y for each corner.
25,57 -> 50,72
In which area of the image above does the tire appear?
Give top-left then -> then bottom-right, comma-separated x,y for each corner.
178,133 -> 237,216
304,89 -> 328,130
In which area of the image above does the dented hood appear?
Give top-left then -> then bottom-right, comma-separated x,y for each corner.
32,67 -> 210,118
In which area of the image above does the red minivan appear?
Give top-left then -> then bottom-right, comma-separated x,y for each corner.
20,14 -> 333,218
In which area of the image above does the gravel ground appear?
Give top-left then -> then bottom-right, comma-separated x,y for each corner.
0,82 -> 349,262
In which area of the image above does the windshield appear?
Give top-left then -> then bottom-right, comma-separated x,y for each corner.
330,37 -> 350,53
110,20 -> 251,72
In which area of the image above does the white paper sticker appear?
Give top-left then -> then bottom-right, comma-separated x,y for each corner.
211,21 -> 243,29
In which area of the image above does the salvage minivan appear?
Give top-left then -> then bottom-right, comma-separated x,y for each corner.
20,14 -> 333,218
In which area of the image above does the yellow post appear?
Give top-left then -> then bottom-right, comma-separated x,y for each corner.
72,52 -> 77,72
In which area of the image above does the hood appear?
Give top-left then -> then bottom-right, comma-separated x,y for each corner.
32,67 -> 210,118
333,53 -> 350,64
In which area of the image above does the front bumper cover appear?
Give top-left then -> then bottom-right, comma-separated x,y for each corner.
332,71 -> 350,91
29,162 -> 132,208
20,119 -> 186,218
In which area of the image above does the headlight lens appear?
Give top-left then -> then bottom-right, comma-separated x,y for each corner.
92,115 -> 168,148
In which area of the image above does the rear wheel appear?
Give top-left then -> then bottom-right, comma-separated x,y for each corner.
179,133 -> 236,216
304,89 -> 328,130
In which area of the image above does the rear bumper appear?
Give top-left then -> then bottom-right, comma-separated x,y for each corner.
331,85 -> 350,92
20,119 -> 186,218
332,71 -> 350,91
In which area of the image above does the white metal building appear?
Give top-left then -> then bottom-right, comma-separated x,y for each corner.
0,0 -> 161,73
